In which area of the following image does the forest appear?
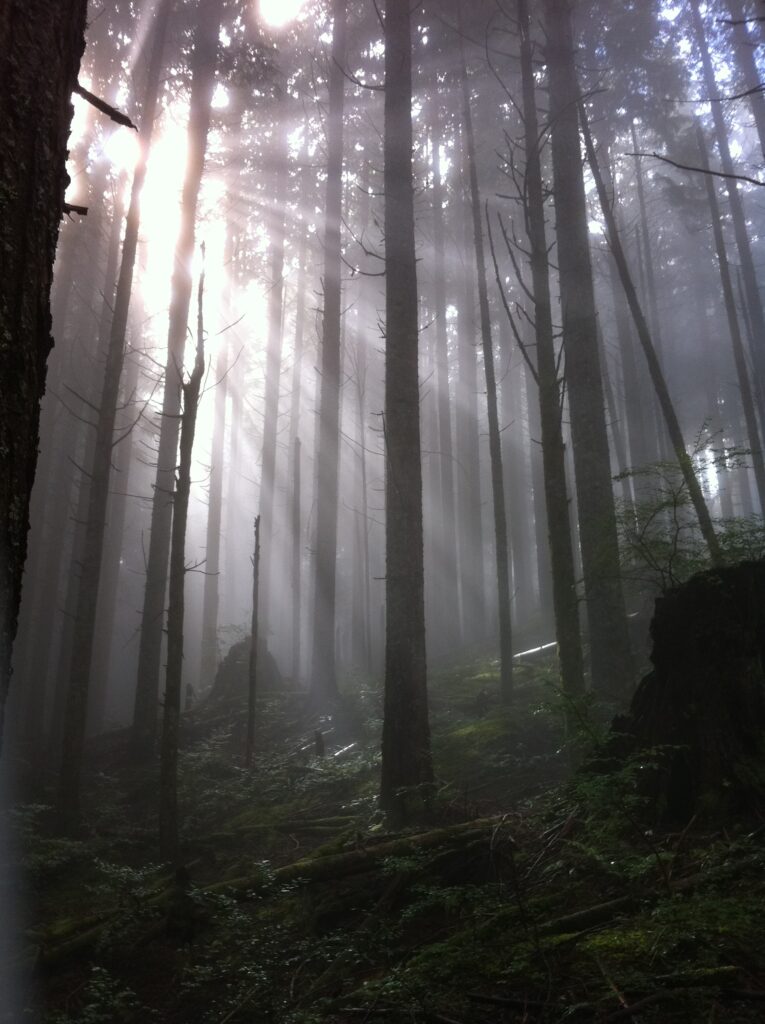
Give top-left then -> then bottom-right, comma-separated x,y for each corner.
3,0 -> 765,1020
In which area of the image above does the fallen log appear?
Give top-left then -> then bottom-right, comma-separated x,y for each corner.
538,896 -> 635,936
207,816 -> 506,895
38,816 -> 507,967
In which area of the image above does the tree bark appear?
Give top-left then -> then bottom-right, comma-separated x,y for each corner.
380,0 -> 433,820
0,0 -> 89,747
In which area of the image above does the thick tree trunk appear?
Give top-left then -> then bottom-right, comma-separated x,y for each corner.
0,0 -> 88,747
380,0 -> 433,820
132,0 -> 222,756
543,0 -> 634,698
459,28 -> 513,703
159,264 -> 206,864
311,0 -> 347,704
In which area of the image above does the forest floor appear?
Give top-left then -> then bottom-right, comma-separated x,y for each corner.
8,655 -> 765,1023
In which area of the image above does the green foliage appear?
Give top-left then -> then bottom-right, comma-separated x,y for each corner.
617,443 -> 765,593
8,804 -> 88,883
48,967 -> 149,1024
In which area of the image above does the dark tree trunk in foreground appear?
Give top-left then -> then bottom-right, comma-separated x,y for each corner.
55,0 -> 171,826
380,0 -> 433,820
515,0 -> 584,700
609,561 -> 765,822
132,0 -> 222,756
581,110 -> 723,567
543,0 -> 633,699
0,0 -> 88,747
159,264 -> 206,864
312,0 -> 347,704
459,25 -> 513,703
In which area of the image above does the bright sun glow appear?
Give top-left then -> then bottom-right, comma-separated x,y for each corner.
259,0 -> 303,28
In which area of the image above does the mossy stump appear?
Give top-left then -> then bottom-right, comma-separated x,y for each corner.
612,561 -> 765,821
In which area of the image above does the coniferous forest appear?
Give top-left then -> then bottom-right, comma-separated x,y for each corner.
5,0 -> 765,1020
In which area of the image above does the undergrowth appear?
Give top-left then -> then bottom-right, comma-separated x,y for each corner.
9,656 -> 765,1023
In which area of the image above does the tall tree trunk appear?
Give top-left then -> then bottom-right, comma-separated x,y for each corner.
459,24 -> 513,702
690,0 -> 765,410
132,0 -> 222,756
288,159 -> 310,685
312,0 -> 347,704
379,0 -> 432,820
430,115 -> 459,649
581,108 -> 723,567
499,317 -> 534,627
199,223 -> 233,690
0,0 -> 88,747
258,107 -> 289,659
159,260 -> 206,864
515,0 -> 584,699
694,118 -> 765,511
542,0 -> 633,698
455,179 -> 486,647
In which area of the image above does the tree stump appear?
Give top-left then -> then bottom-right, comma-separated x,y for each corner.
610,561 -> 765,821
